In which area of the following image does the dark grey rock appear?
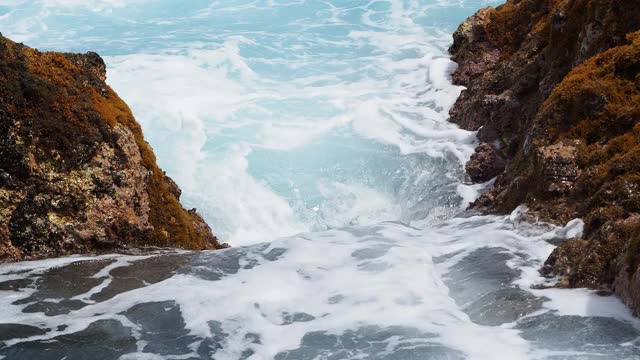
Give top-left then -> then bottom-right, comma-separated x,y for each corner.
0,320 -> 136,360
275,326 -> 464,360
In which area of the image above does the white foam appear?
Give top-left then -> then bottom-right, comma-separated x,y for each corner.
95,0 -> 477,245
314,182 -> 402,230
190,145 -> 306,246
456,180 -> 491,209
1,211 -> 638,358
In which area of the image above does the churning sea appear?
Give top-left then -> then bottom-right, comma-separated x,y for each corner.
1,1 -> 639,359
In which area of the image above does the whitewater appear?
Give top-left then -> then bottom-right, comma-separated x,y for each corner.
1,0 -> 639,359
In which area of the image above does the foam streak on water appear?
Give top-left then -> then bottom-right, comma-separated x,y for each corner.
1,0 -> 640,359
0,212 -> 639,359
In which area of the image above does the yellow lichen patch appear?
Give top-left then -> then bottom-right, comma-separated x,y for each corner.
47,212 -> 73,227
485,0 -> 550,52
0,189 -> 26,215
90,87 -> 212,250
91,87 -> 138,129
541,30 -> 640,154
533,31 -> 640,271
21,47 -> 81,87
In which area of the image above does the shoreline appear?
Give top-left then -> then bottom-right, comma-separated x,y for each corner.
448,0 -> 640,314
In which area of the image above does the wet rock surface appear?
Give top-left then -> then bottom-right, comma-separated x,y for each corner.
516,313 -> 640,359
465,143 -> 505,183
274,326 -> 465,360
0,319 -> 137,360
0,324 -> 48,342
123,301 -> 200,356
536,144 -> 579,195
0,248 -> 469,360
450,0 -> 640,313
441,245 -> 640,358
0,34 -> 225,262
443,247 -> 544,326
0,223 -> 638,359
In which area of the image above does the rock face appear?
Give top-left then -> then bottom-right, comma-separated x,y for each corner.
465,143 -> 506,183
536,143 -> 579,195
0,35 -> 226,261
449,1 -> 640,313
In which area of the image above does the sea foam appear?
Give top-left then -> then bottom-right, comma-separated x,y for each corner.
0,211 -> 638,359
1,1 -> 638,359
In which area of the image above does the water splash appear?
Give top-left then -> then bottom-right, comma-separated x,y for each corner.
2,0 -> 483,244
1,1 -> 639,359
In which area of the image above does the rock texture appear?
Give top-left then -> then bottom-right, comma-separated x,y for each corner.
449,0 -> 640,313
465,143 -> 506,183
0,35 -> 226,261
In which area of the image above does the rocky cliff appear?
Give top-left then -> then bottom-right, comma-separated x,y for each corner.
450,0 -> 640,313
0,35 -> 226,261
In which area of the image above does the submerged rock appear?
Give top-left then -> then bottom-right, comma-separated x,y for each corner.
449,0 -> 640,314
443,247 -> 544,326
0,35 -> 225,261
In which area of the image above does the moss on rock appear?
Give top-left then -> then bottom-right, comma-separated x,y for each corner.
450,1 -> 640,313
0,35 -> 225,261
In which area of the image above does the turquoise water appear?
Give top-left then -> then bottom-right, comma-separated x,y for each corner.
2,1 -> 640,359
1,0 -> 495,245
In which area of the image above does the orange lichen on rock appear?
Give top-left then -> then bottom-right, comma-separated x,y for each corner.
541,31 -> 640,226
450,1 -> 640,313
0,34 -> 225,261
91,84 -> 219,250
484,0 -> 550,53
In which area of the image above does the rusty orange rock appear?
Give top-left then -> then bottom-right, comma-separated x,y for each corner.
0,35 -> 226,261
